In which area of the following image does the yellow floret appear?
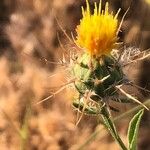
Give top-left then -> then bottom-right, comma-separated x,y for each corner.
76,0 -> 120,57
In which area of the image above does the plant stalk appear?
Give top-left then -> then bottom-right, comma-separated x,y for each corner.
101,106 -> 127,150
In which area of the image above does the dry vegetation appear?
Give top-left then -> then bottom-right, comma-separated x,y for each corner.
0,0 -> 150,149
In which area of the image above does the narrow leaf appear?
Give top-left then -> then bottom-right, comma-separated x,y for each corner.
127,109 -> 144,150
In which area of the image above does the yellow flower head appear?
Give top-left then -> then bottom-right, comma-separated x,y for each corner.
76,0 -> 120,57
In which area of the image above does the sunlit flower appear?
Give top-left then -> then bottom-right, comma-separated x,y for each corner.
76,0 -> 120,57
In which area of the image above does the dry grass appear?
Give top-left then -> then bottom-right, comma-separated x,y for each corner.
0,0 -> 149,149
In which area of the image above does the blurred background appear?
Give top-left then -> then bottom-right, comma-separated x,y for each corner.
0,0 -> 150,149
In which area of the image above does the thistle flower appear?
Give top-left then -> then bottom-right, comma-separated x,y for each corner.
76,0 -> 120,57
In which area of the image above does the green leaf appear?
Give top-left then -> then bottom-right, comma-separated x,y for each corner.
127,109 -> 144,150
72,100 -> 99,115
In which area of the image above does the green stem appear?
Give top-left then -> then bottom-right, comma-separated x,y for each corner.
20,102 -> 31,150
101,106 -> 127,150
76,99 -> 150,150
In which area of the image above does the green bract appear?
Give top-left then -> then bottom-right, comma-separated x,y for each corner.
72,53 -> 124,114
